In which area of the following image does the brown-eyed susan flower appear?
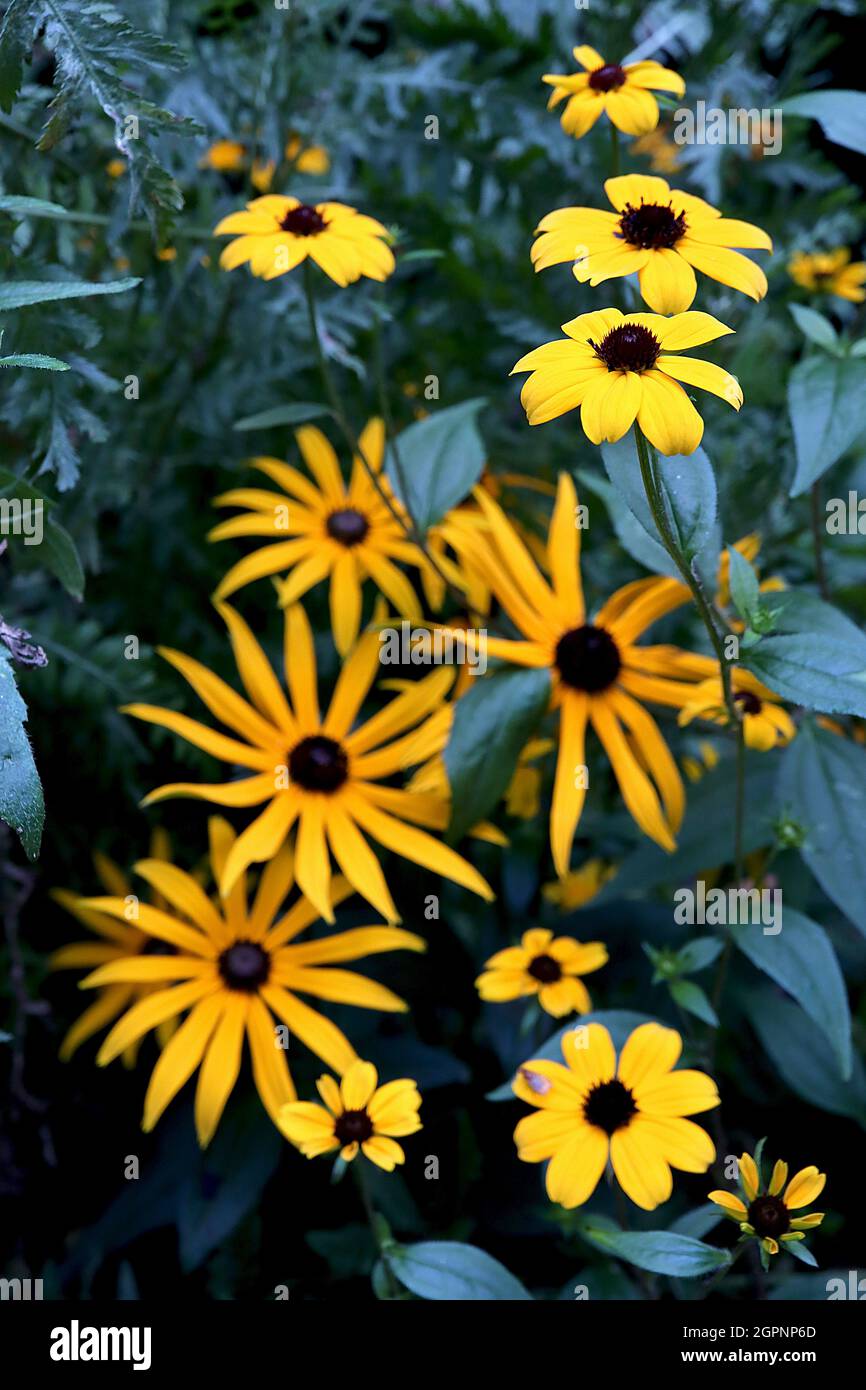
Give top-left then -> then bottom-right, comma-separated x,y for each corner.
214,195 -> 394,286
709,1150 -> 826,1257
514,1021 -> 719,1210
77,817 -> 424,1147
543,46 -> 685,139
678,669 -> 796,751
512,308 -> 742,456
210,419 -> 431,655
451,474 -> 716,872
631,125 -> 682,174
122,602 -> 492,923
788,247 -> 866,304
542,858 -> 615,911
49,829 -> 179,1066
532,175 -> 772,314
477,927 -> 607,1018
279,1058 -> 421,1170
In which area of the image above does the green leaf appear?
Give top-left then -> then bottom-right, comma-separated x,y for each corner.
786,1242 -> 818,1268
0,277 -> 141,311
777,721 -> 866,939
573,1217 -> 730,1277
676,936 -> 724,974
384,1240 -> 532,1300
731,907 -> 851,1077
444,664 -> 550,841
727,545 -> 760,625
742,590 -> 866,716
783,90 -> 866,155
233,402 -> 333,431
669,978 -> 718,1027
0,194 -> 74,221
578,468 -> 674,577
385,397 -> 486,534
0,647 -> 44,859
788,304 -> 840,354
667,1204 -> 725,1240
0,0 -> 29,112
487,1009 -> 660,1100
0,353 -> 69,370
601,436 -> 718,567
787,354 -> 866,496
42,517 -> 85,599
742,988 -> 866,1127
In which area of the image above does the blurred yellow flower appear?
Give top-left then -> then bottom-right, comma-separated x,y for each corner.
631,125 -> 682,173
788,247 -> 866,303
542,858 -> 614,910
678,670 -> 795,751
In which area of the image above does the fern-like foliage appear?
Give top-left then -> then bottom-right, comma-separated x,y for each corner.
0,0 -> 201,237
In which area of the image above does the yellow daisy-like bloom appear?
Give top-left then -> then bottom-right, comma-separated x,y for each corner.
788,247 -> 866,304
631,125 -> 682,174
542,858 -> 615,911
681,738 -> 720,783
77,817 -> 424,1147
678,669 -> 796,751
214,195 -> 394,286
476,927 -> 607,1018
532,175 -> 772,314
709,1150 -> 826,1257
210,419 -> 430,655
106,157 -> 127,179
543,45 -> 685,139
251,135 -> 331,192
279,1059 -> 421,1171
512,308 -> 742,456
49,829 -> 179,1067
123,602 -> 492,924
199,138 -> 247,174
455,474 -> 717,871
514,1021 -> 719,1210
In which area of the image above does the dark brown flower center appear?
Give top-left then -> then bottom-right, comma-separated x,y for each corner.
589,323 -> 661,374
735,690 -> 762,715
326,507 -> 369,546
555,624 -> 621,692
334,1108 -> 373,1145
280,203 -> 327,236
289,734 -> 349,792
528,953 -> 562,983
219,940 -> 270,991
589,63 -> 626,92
619,201 -> 687,250
583,1078 -> 637,1134
748,1194 -> 790,1239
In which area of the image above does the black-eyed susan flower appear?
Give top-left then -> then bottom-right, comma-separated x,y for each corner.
123,602 -> 492,923
450,474 -> 715,872
214,195 -> 394,286
532,175 -> 771,314
199,139 -> 247,174
678,669 -> 795,751
631,125 -> 682,174
279,1059 -> 421,1170
514,1021 -> 719,1210
543,46 -> 685,139
49,829 -> 179,1066
477,927 -> 607,1018
542,858 -> 615,911
709,1150 -> 826,1257
512,309 -> 742,456
210,419 -> 431,654
77,818 -> 424,1147
250,135 -> 331,192
788,247 -> 866,304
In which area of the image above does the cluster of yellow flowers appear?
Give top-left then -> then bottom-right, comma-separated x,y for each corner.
49,51 -> 825,1241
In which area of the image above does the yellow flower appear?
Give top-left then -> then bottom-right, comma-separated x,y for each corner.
210,419 -> 431,655
631,125 -> 682,174
512,308 -> 742,456
504,737 -> 556,819
477,927 -> 607,1018
709,1150 -> 826,1257
788,247 -> 866,304
542,858 -> 614,910
122,602 -> 493,923
514,1021 -> 719,1210
49,829 -> 179,1066
279,1059 -> 421,1170
543,45 -> 685,138
214,195 -> 394,286
106,157 -> 127,179
199,139 -> 247,173
450,475 -> 715,872
77,817 -> 425,1147
532,175 -> 772,314
285,133 -> 330,175
678,670 -> 796,751
681,739 -> 719,783
155,246 -> 177,262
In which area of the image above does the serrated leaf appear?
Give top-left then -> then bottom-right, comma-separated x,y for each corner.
0,353 -> 69,370
742,591 -> 866,717
727,545 -> 760,625
0,277 -> 140,310
0,647 -> 44,859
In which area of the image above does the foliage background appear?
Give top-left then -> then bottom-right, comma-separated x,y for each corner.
1,0 -> 865,1300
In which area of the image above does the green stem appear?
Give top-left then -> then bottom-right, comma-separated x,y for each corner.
609,121 -> 620,177
810,479 -> 829,599
702,1239 -> 747,1296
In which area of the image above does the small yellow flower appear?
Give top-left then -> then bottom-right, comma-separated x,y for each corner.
106,158 -> 127,179
709,1150 -> 826,1257
199,139 -> 247,174
678,670 -> 795,751
477,927 -> 607,1018
155,246 -> 177,262
631,125 -> 682,174
542,858 -> 614,910
543,45 -> 685,138
788,247 -> 866,303
214,195 -> 394,286
512,309 -> 742,456
681,739 -> 719,783
285,133 -> 330,175
279,1059 -> 421,1170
